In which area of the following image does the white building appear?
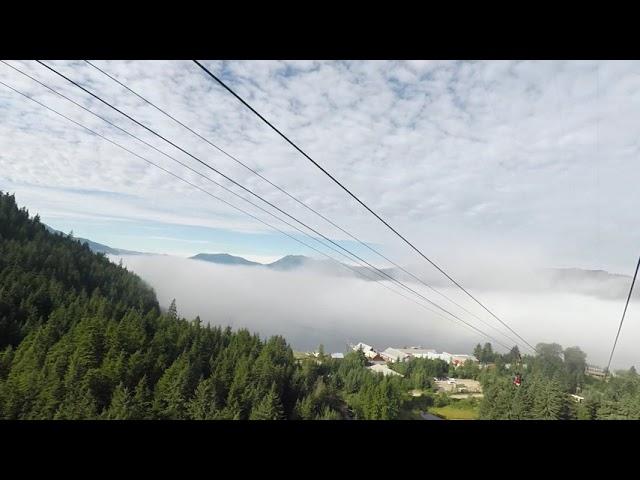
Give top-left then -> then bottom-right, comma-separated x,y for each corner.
450,354 -> 478,366
426,351 -> 452,363
330,353 -> 344,359
380,347 -> 411,363
351,342 -> 382,360
368,364 -> 403,377
356,343 -> 478,366
352,342 -> 373,352
397,347 -> 436,359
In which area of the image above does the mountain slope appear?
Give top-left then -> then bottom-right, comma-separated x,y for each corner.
539,267 -> 632,300
43,224 -> 148,256
0,194 -> 159,347
190,253 -> 261,266
189,252 -> 364,278
266,255 -> 312,271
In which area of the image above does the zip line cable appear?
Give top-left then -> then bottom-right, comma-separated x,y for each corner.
31,60 -> 521,350
605,254 -> 640,376
0,78 -> 508,347
83,59 -> 522,348
192,59 -> 538,354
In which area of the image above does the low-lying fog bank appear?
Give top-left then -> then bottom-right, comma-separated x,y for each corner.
110,254 -> 640,370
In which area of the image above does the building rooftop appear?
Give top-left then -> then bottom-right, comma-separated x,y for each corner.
397,347 -> 436,355
381,347 -> 411,360
368,364 -> 403,377
451,354 -> 478,360
352,342 -> 374,352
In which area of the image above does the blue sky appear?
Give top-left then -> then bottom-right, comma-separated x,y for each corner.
0,178 -> 377,263
1,60 -> 640,274
41,200 -> 375,263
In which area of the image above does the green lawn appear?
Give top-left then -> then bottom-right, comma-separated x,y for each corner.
429,404 -> 479,420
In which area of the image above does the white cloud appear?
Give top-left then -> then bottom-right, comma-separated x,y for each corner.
0,59 -> 639,278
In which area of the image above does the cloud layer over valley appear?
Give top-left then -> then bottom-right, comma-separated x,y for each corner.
113,254 -> 640,370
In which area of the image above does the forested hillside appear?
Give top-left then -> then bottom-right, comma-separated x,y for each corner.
476,342 -> 640,419
0,193 -> 158,347
0,193 -> 409,420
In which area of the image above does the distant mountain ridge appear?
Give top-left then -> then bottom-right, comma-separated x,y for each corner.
41,225 -> 634,299
538,267 -> 632,300
188,251 -> 634,299
189,253 -> 346,273
266,254 -> 309,271
266,255 -> 341,272
44,225 -> 150,256
541,267 -> 631,282
190,253 -> 261,266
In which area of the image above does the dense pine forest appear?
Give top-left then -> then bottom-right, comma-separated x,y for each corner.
475,343 -> 640,420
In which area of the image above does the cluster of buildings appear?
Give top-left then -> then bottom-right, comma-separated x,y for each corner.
318,345 -> 615,384
348,342 -> 478,367
296,342 -> 479,377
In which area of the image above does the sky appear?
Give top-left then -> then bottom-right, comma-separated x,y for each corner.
1,60 -> 639,273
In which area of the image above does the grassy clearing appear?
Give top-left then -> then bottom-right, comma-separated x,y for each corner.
429,404 -> 479,420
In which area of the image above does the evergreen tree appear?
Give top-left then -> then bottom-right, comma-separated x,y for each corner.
224,355 -> 253,420
130,375 -> 153,420
167,299 -> 178,320
510,381 -> 533,419
507,345 -> 521,364
249,384 -> 284,420
294,394 -> 316,420
187,377 -> 217,420
54,385 -> 97,420
105,383 -> 133,420
533,378 -> 564,419
481,343 -> 494,363
153,353 -> 192,419
317,405 -> 341,420
473,344 -> 483,363
563,346 -> 587,393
